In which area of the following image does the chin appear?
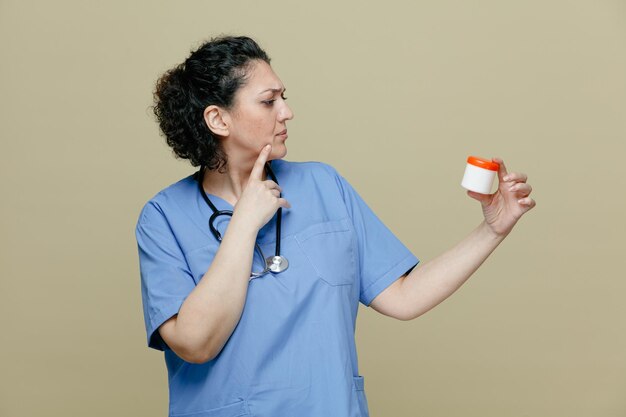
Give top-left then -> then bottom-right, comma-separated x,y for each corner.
270,145 -> 287,161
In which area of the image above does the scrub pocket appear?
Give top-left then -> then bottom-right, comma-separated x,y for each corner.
170,399 -> 251,417
353,376 -> 370,417
294,218 -> 356,286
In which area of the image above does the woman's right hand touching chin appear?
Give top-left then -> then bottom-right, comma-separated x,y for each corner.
232,144 -> 291,232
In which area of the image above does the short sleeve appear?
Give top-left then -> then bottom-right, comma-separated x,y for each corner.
135,202 -> 196,351
334,171 -> 419,306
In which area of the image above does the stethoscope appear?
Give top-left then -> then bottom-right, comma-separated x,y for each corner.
195,162 -> 289,279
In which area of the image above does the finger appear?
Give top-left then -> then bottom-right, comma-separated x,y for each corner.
517,197 -> 536,208
492,157 -> 508,182
263,180 -> 281,192
467,190 -> 493,205
278,197 -> 291,209
270,189 -> 281,198
250,144 -> 272,180
509,183 -> 532,196
504,172 -> 528,183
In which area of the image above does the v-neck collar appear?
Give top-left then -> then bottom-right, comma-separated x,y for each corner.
191,164 -> 281,245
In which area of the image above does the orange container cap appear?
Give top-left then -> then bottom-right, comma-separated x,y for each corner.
467,156 -> 500,171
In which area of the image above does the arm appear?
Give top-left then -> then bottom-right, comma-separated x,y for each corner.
370,221 -> 503,320
159,145 -> 289,363
370,157 -> 535,321
158,216 -> 258,363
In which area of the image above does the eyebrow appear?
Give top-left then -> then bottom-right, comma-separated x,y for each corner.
258,87 -> 286,95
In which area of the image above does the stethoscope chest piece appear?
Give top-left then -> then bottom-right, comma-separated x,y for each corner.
267,255 -> 289,273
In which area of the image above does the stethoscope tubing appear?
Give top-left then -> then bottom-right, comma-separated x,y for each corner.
196,162 -> 285,278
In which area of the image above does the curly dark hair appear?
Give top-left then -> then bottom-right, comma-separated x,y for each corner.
153,36 -> 271,171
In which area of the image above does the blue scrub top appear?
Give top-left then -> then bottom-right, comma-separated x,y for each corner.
136,160 -> 419,417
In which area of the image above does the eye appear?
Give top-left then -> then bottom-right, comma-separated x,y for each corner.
261,94 -> 288,106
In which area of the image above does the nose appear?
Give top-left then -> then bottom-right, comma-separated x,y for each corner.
278,100 -> 294,122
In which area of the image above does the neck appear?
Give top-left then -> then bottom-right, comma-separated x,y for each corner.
202,160 -> 268,205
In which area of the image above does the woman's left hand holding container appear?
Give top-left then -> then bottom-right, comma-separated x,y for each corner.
466,157 -> 536,237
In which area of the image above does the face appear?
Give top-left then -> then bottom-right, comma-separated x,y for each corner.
222,60 -> 294,163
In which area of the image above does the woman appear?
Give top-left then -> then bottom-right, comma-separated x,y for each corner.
136,36 -> 535,417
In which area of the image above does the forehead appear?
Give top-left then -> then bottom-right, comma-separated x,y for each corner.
240,60 -> 284,94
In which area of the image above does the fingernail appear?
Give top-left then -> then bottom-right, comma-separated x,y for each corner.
265,144 -> 271,150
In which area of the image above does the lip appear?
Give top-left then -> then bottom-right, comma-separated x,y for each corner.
276,129 -> 288,138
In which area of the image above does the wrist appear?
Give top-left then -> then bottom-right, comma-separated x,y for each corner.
228,211 -> 260,240
479,220 -> 509,242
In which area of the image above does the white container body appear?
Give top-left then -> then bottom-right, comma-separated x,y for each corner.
461,163 -> 497,194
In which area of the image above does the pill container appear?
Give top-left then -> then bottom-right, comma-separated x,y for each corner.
461,156 -> 500,194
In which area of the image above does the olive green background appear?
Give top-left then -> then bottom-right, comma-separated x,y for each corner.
1,0 -> 625,416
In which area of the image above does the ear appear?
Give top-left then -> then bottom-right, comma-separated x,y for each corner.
203,105 -> 230,137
